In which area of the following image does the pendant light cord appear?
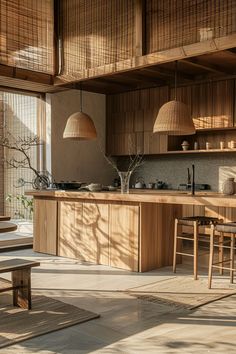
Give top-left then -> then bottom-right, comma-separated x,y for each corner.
175,61 -> 178,101
80,82 -> 82,112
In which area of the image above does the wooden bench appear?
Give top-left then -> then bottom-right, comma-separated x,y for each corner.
0,259 -> 40,309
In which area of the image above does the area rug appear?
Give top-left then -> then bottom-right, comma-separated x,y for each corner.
0,292 -> 99,348
127,275 -> 236,310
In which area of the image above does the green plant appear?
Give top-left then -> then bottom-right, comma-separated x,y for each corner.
6,194 -> 33,220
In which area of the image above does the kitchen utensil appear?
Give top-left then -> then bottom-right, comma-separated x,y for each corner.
135,177 -> 145,189
55,181 -> 86,190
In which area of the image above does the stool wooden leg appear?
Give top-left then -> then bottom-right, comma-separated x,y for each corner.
230,234 -> 235,284
208,226 -> 214,289
173,219 -> 178,273
12,268 -> 32,310
219,232 -> 224,275
193,221 -> 198,280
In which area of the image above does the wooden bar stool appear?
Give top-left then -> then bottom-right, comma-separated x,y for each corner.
173,216 -> 222,280
208,222 -> 236,288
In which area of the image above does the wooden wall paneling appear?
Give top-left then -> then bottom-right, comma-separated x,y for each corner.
33,199 -> 57,255
192,80 -> 234,129
106,91 -> 139,155
170,85 -> 192,108
107,79 -> 235,156
139,202 -> 182,272
58,201 -> 83,259
212,80 -> 234,128
106,94 -> 113,155
134,0 -> 146,56
143,86 -> 168,154
134,109 -> 144,154
83,202 -> 109,265
109,203 -> 139,271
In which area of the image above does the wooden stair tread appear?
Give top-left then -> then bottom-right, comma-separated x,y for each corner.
0,237 -> 33,247
0,222 -> 17,233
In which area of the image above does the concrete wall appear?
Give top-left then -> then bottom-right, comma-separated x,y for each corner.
129,154 -> 236,192
48,89 -> 115,185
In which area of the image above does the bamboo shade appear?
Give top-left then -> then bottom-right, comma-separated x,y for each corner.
60,0 -> 135,75
146,0 -> 236,53
0,91 -> 46,218
0,0 -> 54,74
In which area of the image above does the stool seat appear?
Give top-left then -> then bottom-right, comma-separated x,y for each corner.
215,222 -> 236,233
173,215 -> 222,280
208,223 -> 236,288
178,216 -> 221,226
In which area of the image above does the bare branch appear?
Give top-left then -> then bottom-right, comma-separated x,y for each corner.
0,130 -> 42,179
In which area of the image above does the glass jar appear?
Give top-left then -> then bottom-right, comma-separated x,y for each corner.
222,177 -> 235,195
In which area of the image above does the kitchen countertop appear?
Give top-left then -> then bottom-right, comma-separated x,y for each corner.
25,189 -> 236,208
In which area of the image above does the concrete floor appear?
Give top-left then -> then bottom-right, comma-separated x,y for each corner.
0,249 -> 235,354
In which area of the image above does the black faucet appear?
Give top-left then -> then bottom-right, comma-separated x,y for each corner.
191,164 -> 195,195
187,165 -> 195,195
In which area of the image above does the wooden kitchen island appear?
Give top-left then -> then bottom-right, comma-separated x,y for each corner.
26,190 -> 236,272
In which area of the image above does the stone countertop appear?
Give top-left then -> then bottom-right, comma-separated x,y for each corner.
25,189 -> 236,208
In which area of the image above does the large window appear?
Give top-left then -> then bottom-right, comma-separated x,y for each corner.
0,91 -> 46,219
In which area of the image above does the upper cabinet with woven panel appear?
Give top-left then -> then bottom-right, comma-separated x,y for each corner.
146,0 -> 236,54
60,0 -> 135,75
0,0 -> 54,74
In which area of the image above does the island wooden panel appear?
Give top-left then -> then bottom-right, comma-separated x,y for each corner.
33,199 -> 57,255
58,201 -> 83,259
109,204 -> 139,271
139,203 -> 182,272
83,202 -> 109,265
58,201 -> 109,264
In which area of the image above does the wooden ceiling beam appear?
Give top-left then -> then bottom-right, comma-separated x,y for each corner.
0,64 -> 53,85
91,77 -> 137,90
143,67 -> 194,82
181,58 -> 230,75
117,71 -> 167,86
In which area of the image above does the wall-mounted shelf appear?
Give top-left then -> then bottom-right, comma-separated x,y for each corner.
165,148 -> 236,155
168,127 -> 236,155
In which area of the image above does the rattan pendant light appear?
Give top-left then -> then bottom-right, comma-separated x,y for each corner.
153,62 -> 196,135
63,86 -> 97,140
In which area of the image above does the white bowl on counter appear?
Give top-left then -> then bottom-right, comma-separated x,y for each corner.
87,183 -> 102,192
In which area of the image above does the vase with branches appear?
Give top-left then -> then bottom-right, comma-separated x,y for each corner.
104,154 -> 143,194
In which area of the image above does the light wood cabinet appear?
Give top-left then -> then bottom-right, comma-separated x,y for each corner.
33,198 -> 182,272
58,201 -> 83,259
33,199 -> 57,255
106,86 -> 169,155
109,204 -> 139,271
58,201 -> 109,264
83,202 -> 109,265
106,79 -> 236,156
